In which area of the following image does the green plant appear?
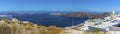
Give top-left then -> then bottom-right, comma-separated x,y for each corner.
92,28 -> 101,33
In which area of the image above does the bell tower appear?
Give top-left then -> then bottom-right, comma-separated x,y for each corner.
112,10 -> 115,14
110,10 -> 116,16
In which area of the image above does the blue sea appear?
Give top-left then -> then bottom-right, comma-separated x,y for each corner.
2,11 -> 118,27
11,13 -> 90,27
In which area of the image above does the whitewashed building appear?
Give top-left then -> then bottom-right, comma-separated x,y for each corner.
79,10 -> 120,32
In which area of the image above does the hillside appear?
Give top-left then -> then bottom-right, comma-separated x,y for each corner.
0,18 -> 106,34
0,18 -> 65,34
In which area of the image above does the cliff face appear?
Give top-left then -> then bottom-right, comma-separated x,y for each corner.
63,12 -> 110,19
0,19 -> 65,34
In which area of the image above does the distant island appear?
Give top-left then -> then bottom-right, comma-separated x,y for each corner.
60,12 -> 111,19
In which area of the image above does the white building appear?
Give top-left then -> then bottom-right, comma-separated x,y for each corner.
79,10 -> 120,32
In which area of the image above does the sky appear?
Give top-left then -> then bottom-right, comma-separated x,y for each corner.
0,0 -> 120,12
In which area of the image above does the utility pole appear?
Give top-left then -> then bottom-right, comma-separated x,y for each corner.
72,18 -> 74,27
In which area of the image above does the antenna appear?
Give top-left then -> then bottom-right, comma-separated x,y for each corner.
72,18 -> 74,27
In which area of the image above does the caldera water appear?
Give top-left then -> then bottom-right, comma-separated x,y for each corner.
11,13 -> 90,27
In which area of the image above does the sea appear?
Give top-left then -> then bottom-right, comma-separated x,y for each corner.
9,13 -> 90,27
1,11 -> 111,27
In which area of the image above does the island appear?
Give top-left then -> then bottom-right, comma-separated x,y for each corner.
62,12 -> 110,19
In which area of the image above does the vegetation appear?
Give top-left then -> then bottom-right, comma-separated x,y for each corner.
84,28 -> 105,34
92,28 -> 101,33
0,19 -> 65,34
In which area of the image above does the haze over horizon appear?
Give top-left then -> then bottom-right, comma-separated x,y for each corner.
0,0 -> 120,13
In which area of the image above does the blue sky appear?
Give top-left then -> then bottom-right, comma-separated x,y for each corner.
0,0 -> 120,12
